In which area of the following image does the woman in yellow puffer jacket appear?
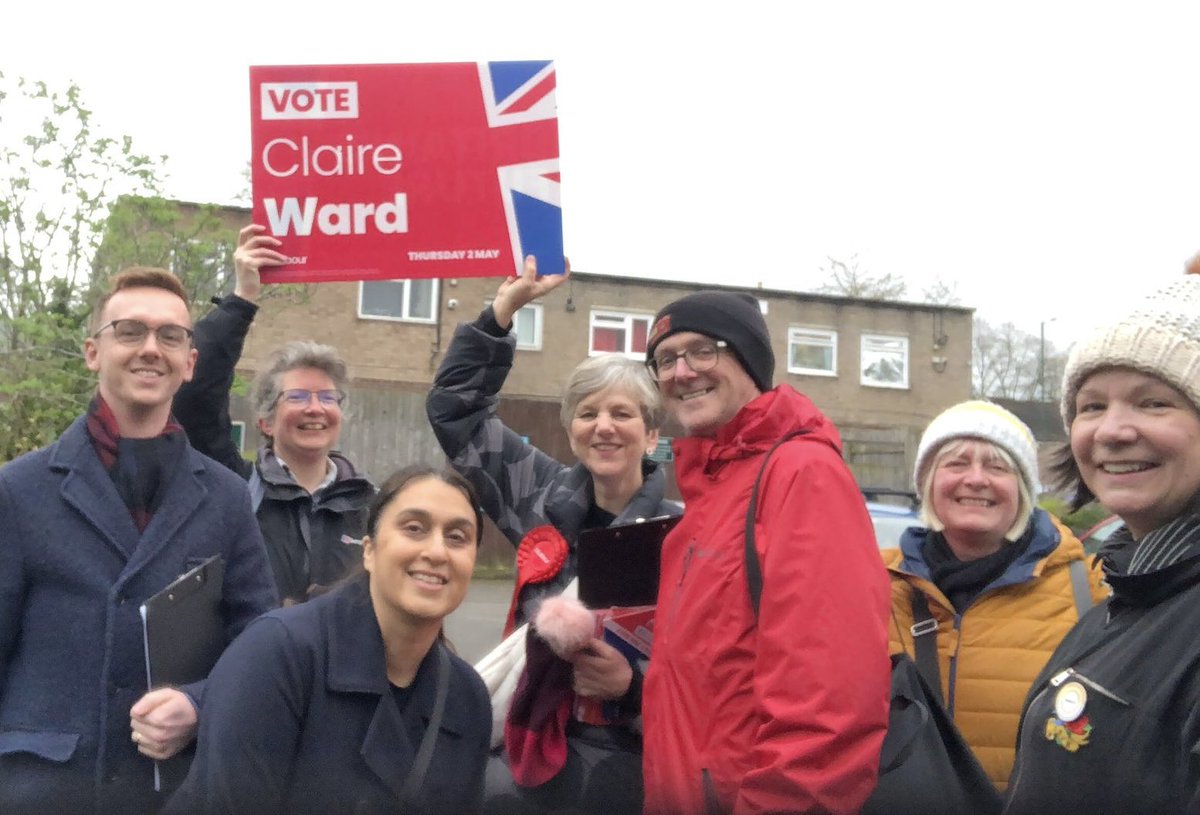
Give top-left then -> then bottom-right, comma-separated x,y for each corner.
881,400 -> 1107,791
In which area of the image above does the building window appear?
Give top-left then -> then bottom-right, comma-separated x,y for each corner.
230,421 -> 245,452
512,304 -> 543,350
487,300 -> 544,350
787,327 -> 837,376
861,334 -> 909,389
359,279 -> 438,322
589,310 -> 652,359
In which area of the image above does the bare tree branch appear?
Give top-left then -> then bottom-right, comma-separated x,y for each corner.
817,254 -> 908,300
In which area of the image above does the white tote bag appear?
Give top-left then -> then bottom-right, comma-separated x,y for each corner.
474,578 -> 577,749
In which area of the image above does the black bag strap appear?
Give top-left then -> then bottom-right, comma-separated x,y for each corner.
908,591 -> 943,707
400,642 -> 451,804
744,430 -> 810,617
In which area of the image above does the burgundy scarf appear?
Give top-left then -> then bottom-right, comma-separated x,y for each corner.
85,395 -> 186,533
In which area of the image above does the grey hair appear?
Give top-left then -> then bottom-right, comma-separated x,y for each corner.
917,438 -> 1034,542
253,340 -> 350,423
559,354 -> 665,430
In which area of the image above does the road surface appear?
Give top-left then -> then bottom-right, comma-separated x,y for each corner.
445,578 -> 514,664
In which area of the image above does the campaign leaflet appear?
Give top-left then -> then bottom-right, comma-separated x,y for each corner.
249,61 -> 563,283
574,605 -> 655,726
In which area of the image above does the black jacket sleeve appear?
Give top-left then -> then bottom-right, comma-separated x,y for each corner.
426,307 -> 571,546
174,295 -> 257,480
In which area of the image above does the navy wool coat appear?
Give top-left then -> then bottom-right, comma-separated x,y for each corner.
0,416 -> 278,815
168,579 -> 491,815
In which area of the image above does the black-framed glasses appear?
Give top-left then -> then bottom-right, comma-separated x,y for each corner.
93,319 -> 194,350
276,389 -> 347,407
647,340 -> 728,381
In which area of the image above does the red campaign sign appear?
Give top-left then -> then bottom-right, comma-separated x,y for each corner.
249,62 -> 563,283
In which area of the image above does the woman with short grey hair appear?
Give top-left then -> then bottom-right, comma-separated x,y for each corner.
252,340 -> 349,422
173,225 -> 374,606
427,257 -> 680,815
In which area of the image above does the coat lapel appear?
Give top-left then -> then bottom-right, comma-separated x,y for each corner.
325,584 -> 416,798
52,419 -> 139,563
324,585 -> 466,801
361,694 -> 418,800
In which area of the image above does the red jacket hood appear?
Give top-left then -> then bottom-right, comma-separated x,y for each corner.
672,385 -> 842,493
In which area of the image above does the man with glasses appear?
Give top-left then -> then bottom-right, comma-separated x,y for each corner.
0,268 -> 276,813
640,290 -> 891,815
172,225 -> 375,606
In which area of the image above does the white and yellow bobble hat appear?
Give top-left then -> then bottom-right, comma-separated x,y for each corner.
913,400 -> 1040,498
1061,261 -> 1200,430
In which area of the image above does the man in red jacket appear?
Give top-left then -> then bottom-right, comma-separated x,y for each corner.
642,291 -> 891,815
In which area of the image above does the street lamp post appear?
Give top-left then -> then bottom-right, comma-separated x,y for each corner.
1038,318 -> 1057,402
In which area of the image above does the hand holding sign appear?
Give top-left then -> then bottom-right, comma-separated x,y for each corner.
233,225 -> 288,303
492,255 -> 571,329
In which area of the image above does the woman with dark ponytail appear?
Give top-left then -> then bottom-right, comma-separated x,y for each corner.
168,465 -> 491,815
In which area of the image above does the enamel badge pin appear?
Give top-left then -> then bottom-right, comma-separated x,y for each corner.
1044,681 -> 1092,752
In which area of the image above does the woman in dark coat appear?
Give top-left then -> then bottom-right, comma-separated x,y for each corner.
427,257 -> 680,815
1004,262 -> 1200,814
168,466 -> 491,815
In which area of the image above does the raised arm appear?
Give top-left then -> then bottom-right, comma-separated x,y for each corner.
173,225 -> 286,478
426,256 -> 573,544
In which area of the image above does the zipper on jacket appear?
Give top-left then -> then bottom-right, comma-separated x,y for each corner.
1049,667 -> 1130,706
1006,681 -> 1052,805
701,769 -> 725,815
664,543 -> 697,632
946,613 -> 964,716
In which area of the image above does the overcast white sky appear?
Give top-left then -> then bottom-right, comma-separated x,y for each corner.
7,1 -> 1199,350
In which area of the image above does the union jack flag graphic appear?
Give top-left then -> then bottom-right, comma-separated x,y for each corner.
479,61 -> 564,277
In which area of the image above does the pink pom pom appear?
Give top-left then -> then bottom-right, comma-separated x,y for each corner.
534,595 -> 596,658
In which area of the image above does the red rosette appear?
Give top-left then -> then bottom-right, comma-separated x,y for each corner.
503,525 -> 570,636
516,525 -> 570,585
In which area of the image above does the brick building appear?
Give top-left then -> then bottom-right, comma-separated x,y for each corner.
126,201 -> 974,569
230,267 -> 973,493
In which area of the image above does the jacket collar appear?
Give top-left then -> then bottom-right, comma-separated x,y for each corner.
544,458 -> 675,540
255,446 -> 375,506
50,416 -> 206,574
894,509 -> 1066,590
672,385 -> 841,496
322,581 -> 471,737
613,461 -> 676,524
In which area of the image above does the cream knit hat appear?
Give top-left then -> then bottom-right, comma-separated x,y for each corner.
913,400 -> 1040,498
1060,264 -> 1200,429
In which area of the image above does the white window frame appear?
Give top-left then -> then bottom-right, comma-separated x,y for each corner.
860,333 -> 910,389
787,327 -> 838,377
358,279 -> 439,324
486,299 -> 544,351
588,309 -> 654,359
230,420 -> 246,453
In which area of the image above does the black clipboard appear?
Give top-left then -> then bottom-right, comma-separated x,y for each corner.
577,515 -> 680,608
140,555 -> 226,689
138,555 -> 225,790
